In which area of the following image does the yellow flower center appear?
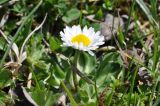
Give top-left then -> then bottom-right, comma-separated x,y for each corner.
71,34 -> 91,46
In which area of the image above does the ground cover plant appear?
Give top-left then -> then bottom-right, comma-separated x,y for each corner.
0,0 -> 160,106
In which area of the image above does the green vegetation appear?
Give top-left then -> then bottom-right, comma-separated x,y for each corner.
0,0 -> 160,105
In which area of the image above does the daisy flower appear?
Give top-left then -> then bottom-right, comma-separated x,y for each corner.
60,25 -> 105,56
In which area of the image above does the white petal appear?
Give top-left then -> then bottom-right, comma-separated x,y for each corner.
88,46 -> 98,50
95,31 -> 100,36
76,25 -> 82,34
79,42 -> 83,50
83,26 -> 88,33
88,50 -> 95,56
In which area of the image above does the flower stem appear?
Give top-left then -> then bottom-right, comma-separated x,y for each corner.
61,81 -> 78,106
73,70 -> 78,91
72,50 -> 80,91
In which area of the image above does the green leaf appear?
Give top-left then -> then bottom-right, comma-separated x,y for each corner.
78,82 -> 96,104
5,19 -> 17,32
11,2 -> 26,13
45,73 -> 61,88
84,102 -> 97,106
45,92 -> 61,106
53,63 -> 65,79
117,27 -> 125,45
104,0 -> 113,10
45,61 -> 66,88
31,90 -> 46,106
79,89 -> 89,102
31,89 -> 60,106
95,9 -> 103,20
62,8 -> 80,23
27,35 -> 45,64
34,60 -> 50,71
95,52 -> 123,88
16,18 -> 32,45
91,23 -> 101,32
0,68 -> 12,88
49,36 -> 61,51
0,91 -> 10,106
0,0 -> 8,4
0,37 -> 7,51
76,52 -> 96,74
46,0 -> 56,4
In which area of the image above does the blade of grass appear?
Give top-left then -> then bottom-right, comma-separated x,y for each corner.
150,73 -> 159,106
136,0 -> 158,27
136,1 -> 160,72
150,0 -> 158,20
133,11 -> 149,54
152,29 -> 159,72
0,0 -> 43,67
136,0 -> 160,74
150,0 -> 160,72
107,87 -> 115,106
29,66 -> 41,90
136,0 -> 160,71
128,65 -> 139,106
153,76 -> 160,106
124,0 -> 136,35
